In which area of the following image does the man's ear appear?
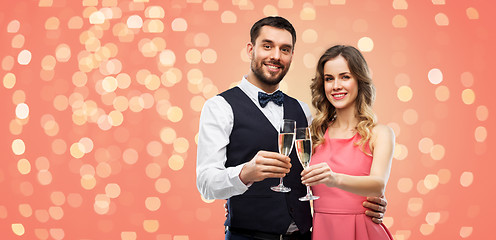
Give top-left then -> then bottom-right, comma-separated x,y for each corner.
246,42 -> 254,60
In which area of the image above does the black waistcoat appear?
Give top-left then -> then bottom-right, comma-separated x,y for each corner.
219,87 -> 312,234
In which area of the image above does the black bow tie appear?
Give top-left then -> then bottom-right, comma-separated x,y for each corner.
258,90 -> 284,107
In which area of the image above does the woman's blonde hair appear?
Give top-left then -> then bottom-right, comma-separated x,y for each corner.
310,45 -> 377,155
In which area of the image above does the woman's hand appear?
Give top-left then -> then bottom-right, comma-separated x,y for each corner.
301,162 -> 337,187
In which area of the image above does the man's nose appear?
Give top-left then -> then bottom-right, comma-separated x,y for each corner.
270,48 -> 281,60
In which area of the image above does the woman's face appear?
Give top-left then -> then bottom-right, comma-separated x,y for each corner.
323,55 -> 358,111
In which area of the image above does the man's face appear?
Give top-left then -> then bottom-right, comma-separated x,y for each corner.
248,26 -> 294,87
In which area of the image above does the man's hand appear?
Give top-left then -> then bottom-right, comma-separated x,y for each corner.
239,151 -> 291,184
363,196 -> 387,224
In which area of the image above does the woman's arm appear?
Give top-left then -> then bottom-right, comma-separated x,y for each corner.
301,124 -> 395,197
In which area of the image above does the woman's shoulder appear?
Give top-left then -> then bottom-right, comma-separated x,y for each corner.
371,124 -> 395,142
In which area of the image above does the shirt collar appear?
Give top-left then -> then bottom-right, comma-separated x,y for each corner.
239,75 -> 281,102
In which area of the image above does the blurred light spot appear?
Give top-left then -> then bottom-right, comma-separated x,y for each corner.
20,181 -> 34,196
81,175 -> 97,190
430,144 -> 445,160
196,208 -> 212,222
36,156 -> 50,170
159,50 -> 176,66
67,193 -> 83,208
201,195 -> 215,203
203,0 -> 219,11
13,90 -> 26,104
160,127 -> 177,144
357,37 -> 374,52
2,56 -> 15,71
16,103 -> 29,119
145,197 -> 161,211
79,137 -> 94,153
474,126 -> 487,142
96,162 -> 111,178
427,69 -> 442,85
105,183 -> 121,198
17,159 -> 31,175
7,20 -> 21,33
393,0 -> 408,9
460,226 -> 473,238
352,19 -> 368,32
38,170 -> 53,185
94,194 -> 110,215
303,53 -> 316,69
393,143 -> 408,160
12,223 -> 25,236
55,44 -> 71,62
167,107 -> 183,122
424,174 -> 439,190
3,73 -> 16,89
221,11 -> 237,23
202,48 -> 217,64
432,0 -> 445,4
435,13 -> 449,26
466,7 -> 479,20
278,0 -> 293,8
397,86 -> 412,102
127,15 -> 143,29
172,18 -> 187,31
330,0 -> 346,4
426,212 -> 441,225
300,7 -> 316,20
89,11 -> 106,24
263,5 -> 278,16
70,142 -> 85,158
407,198 -> 423,216
45,17 -> 60,30
18,50 -> 32,65
144,19 -> 164,33
123,148 -> 139,165
173,138 -> 189,153
418,137 -> 434,154
35,209 -> 49,222
48,206 -> 63,220
190,96 -> 205,112
397,178 -> 413,193
435,85 -> 449,102
187,69 -> 203,85
460,172 -> 474,187
402,109 -> 418,125
461,89 -> 475,105
155,178 -> 171,193
108,110 -> 123,126
476,105 -> 488,121
42,55 -> 56,70
420,224 -> 435,235
12,139 -> 25,155
302,29 -> 318,43
52,139 -> 67,155
186,49 -> 201,64
168,155 -> 184,171
19,203 -> 32,217
121,232 -> 137,240
68,16 -> 84,29
392,15 -> 407,28
194,33 -> 210,47
145,6 -> 165,18
102,76 -> 118,92
437,169 -> 451,184
146,163 -> 162,179
382,217 -> 393,228
143,220 -> 159,233
11,34 -> 25,48
50,191 -> 65,206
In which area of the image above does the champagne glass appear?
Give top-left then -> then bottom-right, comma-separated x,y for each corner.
295,127 -> 319,201
271,119 -> 295,192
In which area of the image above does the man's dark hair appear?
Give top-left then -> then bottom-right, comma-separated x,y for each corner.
250,16 -> 296,48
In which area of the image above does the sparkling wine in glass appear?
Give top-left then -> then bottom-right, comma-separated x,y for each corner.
295,127 -> 319,201
271,119 -> 295,193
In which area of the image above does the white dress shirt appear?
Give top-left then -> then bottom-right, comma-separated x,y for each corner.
196,76 -> 312,200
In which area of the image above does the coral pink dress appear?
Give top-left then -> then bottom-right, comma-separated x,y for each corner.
310,130 -> 393,240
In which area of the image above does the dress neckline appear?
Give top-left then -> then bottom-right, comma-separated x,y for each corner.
325,128 -> 358,141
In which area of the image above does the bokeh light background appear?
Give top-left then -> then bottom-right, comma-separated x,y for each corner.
1,0 -> 494,239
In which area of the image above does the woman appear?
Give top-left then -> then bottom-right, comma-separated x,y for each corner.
301,45 -> 394,239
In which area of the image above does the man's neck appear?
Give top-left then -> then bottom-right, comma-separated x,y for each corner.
246,72 -> 279,93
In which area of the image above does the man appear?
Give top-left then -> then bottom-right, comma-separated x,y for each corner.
196,16 -> 387,240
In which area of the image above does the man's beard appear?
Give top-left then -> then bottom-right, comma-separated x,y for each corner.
251,59 -> 289,86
